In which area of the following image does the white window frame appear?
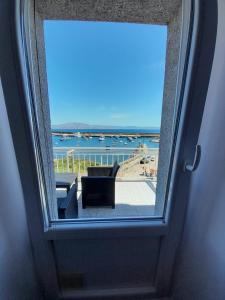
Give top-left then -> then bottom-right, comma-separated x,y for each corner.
26,0 -> 188,228
12,0 -> 196,232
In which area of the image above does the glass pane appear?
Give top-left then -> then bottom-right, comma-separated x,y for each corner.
44,20 -> 170,220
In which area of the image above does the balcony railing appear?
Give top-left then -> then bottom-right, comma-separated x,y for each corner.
53,147 -> 159,180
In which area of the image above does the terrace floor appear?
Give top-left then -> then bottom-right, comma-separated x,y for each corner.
57,180 -> 157,219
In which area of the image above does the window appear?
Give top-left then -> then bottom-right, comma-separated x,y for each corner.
44,20 -> 167,220
28,1 -> 182,222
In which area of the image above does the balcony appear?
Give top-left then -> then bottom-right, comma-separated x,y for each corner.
54,147 -> 158,219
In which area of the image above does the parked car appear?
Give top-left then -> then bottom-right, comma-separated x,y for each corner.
140,155 -> 150,164
140,155 -> 155,164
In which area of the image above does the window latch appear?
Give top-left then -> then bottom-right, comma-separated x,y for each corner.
184,144 -> 201,172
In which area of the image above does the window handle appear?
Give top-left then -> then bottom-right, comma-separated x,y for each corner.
184,144 -> 201,172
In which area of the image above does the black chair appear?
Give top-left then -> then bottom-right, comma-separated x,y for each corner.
57,183 -> 78,219
81,161 -> 120,209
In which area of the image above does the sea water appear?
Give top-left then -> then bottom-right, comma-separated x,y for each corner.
52,128 -> 160,149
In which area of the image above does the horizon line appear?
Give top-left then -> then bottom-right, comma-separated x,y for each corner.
51,123 -> 160,129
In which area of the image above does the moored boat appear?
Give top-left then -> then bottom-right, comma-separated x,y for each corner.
151,138 -> 160,143
99,136 -> 105,141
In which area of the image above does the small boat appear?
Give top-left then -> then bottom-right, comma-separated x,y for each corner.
76,132 -> 82,138
119,140 -> 123,143
151,138 -> 160,143
124,142 -> 128,145
99,136 -> 105,141
89,136 -> 93,139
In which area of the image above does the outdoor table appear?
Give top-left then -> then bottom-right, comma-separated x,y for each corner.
55,173 -> 77,193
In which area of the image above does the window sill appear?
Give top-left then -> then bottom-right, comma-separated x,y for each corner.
44,218 -> 168,240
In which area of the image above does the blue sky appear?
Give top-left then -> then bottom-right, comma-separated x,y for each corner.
44,21 -> 167,127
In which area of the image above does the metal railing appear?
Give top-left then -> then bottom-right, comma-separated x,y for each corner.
53,147 -> 159,179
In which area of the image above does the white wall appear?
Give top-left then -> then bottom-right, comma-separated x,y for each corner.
172,1 -> 225,299
0,80 -> 42,300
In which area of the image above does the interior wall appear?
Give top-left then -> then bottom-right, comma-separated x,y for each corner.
172,1 -> 225,299
0,80 -> 42,299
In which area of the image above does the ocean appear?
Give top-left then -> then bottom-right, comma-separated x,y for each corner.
52,128 -> 160,149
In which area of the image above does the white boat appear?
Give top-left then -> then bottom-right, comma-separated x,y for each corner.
76,132 -> 82,138
99,136 -> 105,141
63,136 -> 72,140
151,138 -> 160,143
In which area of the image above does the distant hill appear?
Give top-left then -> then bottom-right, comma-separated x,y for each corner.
51,122 -> 159,130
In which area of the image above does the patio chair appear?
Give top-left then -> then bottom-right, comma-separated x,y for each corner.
81,161 -> 120,209
57,183 -> 78,219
